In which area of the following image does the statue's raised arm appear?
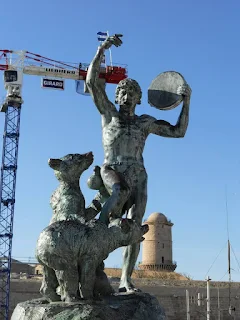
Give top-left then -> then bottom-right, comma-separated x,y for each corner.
148,84 -> 191,138
86,34 -> 123,118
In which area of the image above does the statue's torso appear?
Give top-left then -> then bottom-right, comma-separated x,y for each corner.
102,113 -> 151,165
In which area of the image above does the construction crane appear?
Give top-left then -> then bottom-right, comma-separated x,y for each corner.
0,49 -> 127,319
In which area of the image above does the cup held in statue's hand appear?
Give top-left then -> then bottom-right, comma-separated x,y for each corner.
148,71 -> 187,110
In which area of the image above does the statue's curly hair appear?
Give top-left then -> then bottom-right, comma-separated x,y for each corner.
115,78 -> 142,105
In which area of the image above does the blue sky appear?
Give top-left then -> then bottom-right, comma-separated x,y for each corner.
1,0 -> 240,281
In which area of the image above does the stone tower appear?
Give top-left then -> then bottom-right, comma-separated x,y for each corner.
140,212 -> 176,272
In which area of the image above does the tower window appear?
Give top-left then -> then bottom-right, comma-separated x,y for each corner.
162,243 -> 164,248
162,256 -> 164,264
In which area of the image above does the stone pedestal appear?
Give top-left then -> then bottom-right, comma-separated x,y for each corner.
11,293 -> 166,320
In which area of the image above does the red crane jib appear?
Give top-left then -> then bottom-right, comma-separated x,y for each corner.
79,66 -> 127,84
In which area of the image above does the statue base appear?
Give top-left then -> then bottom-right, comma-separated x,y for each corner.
11,292 -> 166,320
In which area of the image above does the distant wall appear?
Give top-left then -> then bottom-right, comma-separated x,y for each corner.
148,296 -> 240,320
9,279 -> 240,319
10,261 -> 35,274
10,280 -> 41,316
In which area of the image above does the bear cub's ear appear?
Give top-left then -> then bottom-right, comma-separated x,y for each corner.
48,158 -> 62,170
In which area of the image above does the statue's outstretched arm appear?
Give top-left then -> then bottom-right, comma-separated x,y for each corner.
86,35 -> 122,116
149,84 -> 191,138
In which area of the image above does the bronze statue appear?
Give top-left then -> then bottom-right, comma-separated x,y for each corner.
86,34 -> 191,292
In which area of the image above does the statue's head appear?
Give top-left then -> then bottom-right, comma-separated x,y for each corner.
115,78 -> 142,107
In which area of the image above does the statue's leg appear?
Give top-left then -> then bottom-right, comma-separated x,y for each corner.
54,270 -> 64,300
40,263 -> 61,302
80,259 -> 97,300
100,165 -> 130,224
55,265 -> 79,302
119,172 -> 147,292
94,262 -> 115,297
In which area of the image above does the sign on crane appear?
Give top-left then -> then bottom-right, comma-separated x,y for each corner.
0,48 -> 127,319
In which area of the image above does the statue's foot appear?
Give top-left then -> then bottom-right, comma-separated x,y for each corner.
119,284 -> 142,293
94,271 -> 115,297
64,295 -> 81,303
44,292 -> 61,302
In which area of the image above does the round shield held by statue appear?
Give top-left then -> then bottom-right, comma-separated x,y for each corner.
148,71 -> 187,110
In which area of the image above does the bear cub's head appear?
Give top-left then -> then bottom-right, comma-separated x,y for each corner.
48,152 -> 94,183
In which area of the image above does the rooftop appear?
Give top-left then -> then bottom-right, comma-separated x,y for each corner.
146,212 -> 173,225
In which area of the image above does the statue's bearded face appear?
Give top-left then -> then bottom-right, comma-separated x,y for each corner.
116,86 -> 137,107
115,79 -> 142,107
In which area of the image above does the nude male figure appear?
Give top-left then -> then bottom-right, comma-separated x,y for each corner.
86,34 -> 191,292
